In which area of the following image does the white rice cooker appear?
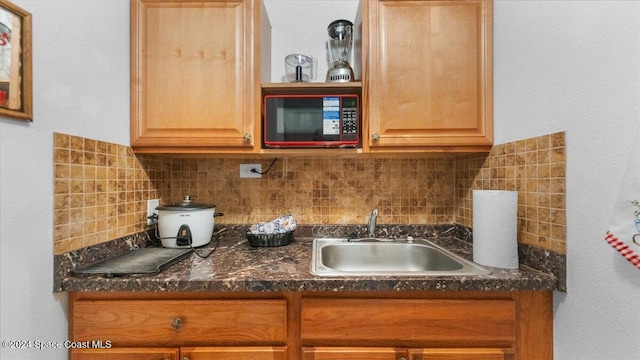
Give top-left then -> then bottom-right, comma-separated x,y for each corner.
155,195 -> 223,248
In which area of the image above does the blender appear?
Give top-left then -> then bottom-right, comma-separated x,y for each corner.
326,19 -> 354,83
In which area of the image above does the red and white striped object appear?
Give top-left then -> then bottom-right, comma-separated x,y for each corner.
605,126 -> 640,270
605,231 -> 640,269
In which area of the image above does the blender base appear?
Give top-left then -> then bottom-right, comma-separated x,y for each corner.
327,65 -> 355,83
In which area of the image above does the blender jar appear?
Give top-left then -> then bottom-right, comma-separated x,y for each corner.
326,19 -> 354,82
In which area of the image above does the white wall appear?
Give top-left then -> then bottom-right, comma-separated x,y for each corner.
0,1 -> 130,359
0,1 -> 638,359
493,1 -> 640,358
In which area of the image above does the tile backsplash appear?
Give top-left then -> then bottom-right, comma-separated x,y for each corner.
53,133 -> 170,254
53,132 -> 565,255
455,132 -> 566,253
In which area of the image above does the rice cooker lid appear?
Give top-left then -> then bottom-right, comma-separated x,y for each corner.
156,195 -> 215,211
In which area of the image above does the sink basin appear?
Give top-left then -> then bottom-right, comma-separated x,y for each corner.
310,238 -> 491,276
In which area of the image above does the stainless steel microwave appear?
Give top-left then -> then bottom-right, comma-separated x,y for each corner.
262,94 -> 360,148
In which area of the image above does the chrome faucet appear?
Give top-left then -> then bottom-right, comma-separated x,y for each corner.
368,208 -> 378,238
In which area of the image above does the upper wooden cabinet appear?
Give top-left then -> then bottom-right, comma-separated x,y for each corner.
363,0 -> 493,153
130,0 -> 269,153
130,0 -> 493,154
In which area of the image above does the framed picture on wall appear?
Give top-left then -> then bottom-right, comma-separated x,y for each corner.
0,0 -> 31,121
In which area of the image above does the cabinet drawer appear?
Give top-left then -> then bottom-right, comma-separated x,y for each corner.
71,299 -> 287,346
301,298 -> 515,347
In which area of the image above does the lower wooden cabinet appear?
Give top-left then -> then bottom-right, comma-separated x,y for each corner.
68,291 -> 552,360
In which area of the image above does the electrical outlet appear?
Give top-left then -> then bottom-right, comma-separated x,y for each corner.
240,164 -> 262,178
147,199 -> 159,225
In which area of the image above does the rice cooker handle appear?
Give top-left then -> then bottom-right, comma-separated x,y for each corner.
214,212 -> 224,218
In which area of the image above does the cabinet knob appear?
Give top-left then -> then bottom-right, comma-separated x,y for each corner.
243,133 -> 252,143
171,317 -> 183,330
371,133 -> 380,142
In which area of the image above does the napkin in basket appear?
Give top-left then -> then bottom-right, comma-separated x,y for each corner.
249,215 -> 297,235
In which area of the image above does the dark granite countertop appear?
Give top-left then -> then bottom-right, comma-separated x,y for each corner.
59,224 -> 560,293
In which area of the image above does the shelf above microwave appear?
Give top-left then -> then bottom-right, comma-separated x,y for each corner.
262,82 -> 362,96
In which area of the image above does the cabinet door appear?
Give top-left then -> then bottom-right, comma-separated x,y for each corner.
302,347 -> 408,360
409,348 -> 514,360
70,347 -> 179,360
366,0 -> 493,151
131,0 -> 263,152
181,346 -> 287,360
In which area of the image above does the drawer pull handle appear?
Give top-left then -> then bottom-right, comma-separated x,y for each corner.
371,133 -> 380,142
171,317 -> 183,330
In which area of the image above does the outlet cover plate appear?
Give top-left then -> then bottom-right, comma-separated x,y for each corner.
147,199 -> 159,225
240,164 -> 262,178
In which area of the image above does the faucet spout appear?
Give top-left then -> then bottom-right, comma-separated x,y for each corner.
368,208 -> 378,238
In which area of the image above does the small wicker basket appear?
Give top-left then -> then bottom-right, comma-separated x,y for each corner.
246,230 -> 294,247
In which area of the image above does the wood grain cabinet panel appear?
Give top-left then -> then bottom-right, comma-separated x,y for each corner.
302,347 -> 408,360
70,347 -> 179,360
409,348 -> 514,360
300,347 -> 514,360
71,299 -> 287,347
130,0 -> 267,153
301,298 -> 515,347
181,346 -> 287,360
364,0 -> 493,152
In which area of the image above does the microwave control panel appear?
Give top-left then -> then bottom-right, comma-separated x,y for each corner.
341,101 -> 358,141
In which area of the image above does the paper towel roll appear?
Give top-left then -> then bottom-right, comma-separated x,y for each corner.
472,190 -> 519,269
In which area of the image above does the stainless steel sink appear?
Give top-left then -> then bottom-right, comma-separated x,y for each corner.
310,238 -> 492,276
